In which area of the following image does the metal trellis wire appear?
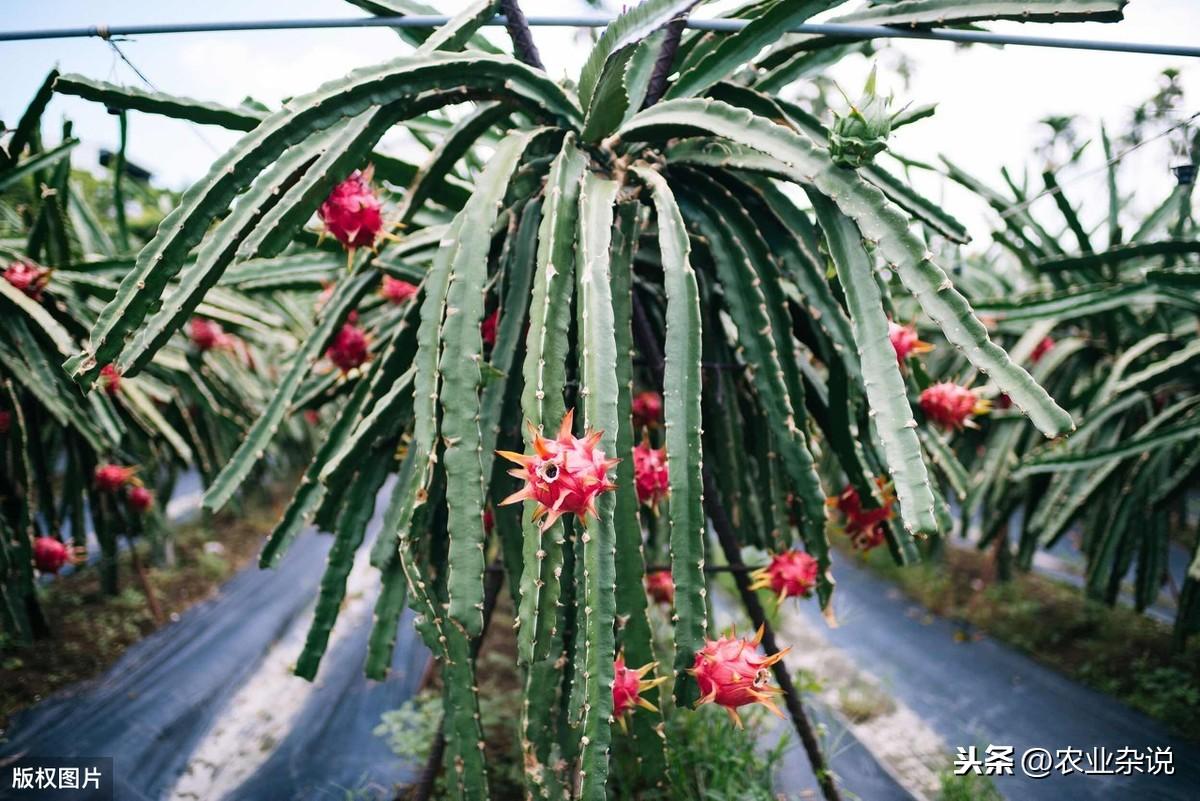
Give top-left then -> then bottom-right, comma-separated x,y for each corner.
0,15 -> 1198,59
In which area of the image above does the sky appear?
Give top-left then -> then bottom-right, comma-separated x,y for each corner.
2,0 -> 1198,249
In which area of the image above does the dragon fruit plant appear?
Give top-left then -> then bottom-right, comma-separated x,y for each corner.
0,73 -> 321,635
930,90 -> 1200,644
48,1 -> 1133,798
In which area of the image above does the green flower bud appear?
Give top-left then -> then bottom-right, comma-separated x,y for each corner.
830,67 -> 901,169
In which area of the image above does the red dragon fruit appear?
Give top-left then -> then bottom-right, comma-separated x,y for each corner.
633,442 -> 669,509
327,320 -> 370,373
830,480 -> 895,551
497,409 -> 619,531
4,261 -> 50,300
690,627 -> 790,727
127,486 -> 154,514
919,381 -> 990,430
612,655 -> 667,732
99,364 -> 122,397
318,169 -> 383,250
631,391 -> 663,429
483,506 -> 495,535
750,550 -> 818,602
190,317 -> 231,351
1031,335 -> 1055,364
381,276 -> 418,305
645,569 -> 674,606
33,536 -> 70,574
480,309 -> 499,348
888,321 -> 932,364
95,464 -> 137,493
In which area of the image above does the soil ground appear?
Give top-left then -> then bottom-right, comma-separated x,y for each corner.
845,540 -> 1200,741
0,488 -> 286,729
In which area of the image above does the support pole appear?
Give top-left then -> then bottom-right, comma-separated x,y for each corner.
642,14 -> 689,108
703,467 -> 842,801
499,0 -> 544,70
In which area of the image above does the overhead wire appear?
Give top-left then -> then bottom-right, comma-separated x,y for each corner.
0,15 -> 1197,58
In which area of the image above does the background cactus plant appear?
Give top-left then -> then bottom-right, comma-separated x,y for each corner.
0,72 -> 321,637
927,92 -> 1200,645
4,0 -> 1156,798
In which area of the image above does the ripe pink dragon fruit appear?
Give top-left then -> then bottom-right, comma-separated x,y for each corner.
99,364 -> 122,397
888,321 -> 932,364
127,486 -> 154,514
919,381 -> 990,430
497,409 -> 619,530
631,391 -> 663,429
95,464 -> 137,493
0,409 -> 10,435
190,317 -> 231,351
645,569 -> 674,606
830,480 -> 894,551
633,442 -> 669,508
381,276 -> 418,305
33,536 -> 69,574
318,169 -> 383,250
750,550 -> 818,601
690,627 -> 790,727
327,320 -> 369,373
480,309 -> 499,348
612,655 -> 667,732
1031,336 -> 1055,364
4,261 -> 50,300
483,505 -> 495,535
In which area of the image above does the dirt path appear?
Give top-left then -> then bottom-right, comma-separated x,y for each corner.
2,503 -> 427,800
784,555 -> 1200,800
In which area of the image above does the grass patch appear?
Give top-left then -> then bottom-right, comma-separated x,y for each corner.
837,676 -> 896,724
0,487 -> 288,729
937,769 -> 1003,801
657,704 -> 788,801
850,542 -> 1200,741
